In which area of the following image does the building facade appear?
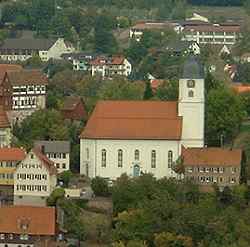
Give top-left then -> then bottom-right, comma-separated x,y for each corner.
0,106 -> 11,147
34,140 -> 70,174
80,57 -> 205,180
0,206 -> 55,247
182,147 -> 242,190
90,56 -> 132,77
0,38 -> 74,62
3,70 -> 48,124
14,149 -> 57,206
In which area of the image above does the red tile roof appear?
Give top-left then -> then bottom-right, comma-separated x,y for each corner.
90,56 -> 125,66
0,147 -> 26,161
182,147 -> 242,167
0,206 -> 55,235
7,70 -> 48,86
0,64 -> 22,83
32,148 -> 57,175
0,105 -> 10,128
150,79 -> 165,91
184,24 -> 241,32
81,100 -> 182,140
131,21 -> 174,30
232,84 -> 250,94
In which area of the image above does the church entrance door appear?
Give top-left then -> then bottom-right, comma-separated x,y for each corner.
133,165 -> 140,177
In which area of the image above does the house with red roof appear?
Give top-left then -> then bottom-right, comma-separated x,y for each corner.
14,149 -> 57,206
90,55 -> 132,78
0,206 -> 56,246
80,57 -> 206,180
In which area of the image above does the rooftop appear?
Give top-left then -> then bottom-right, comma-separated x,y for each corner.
0,147 -> 26,161
0,64 -> 22,83
34,140 -> 70,154
81,100 -> 182,140
0,106 -> 10,128
0,206 -> 55,235
182,147 -> 242,167
61,96 -> 83,111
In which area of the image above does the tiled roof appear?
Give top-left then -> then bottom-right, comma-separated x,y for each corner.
0,106 -> 10,128
232,83 -> 250,94
0,206 -> 55,235
90,56 -> 125,66
0,148 -> 26,161
34,140 -> 70,153
61,96 -> 82,111
81,100 -> 182,140
32,148 -> 57,175
131,21 -> 174,30
0,38 -> 56,50
0,64 -> 22,83
182,147 -> 242,166
7,70 -> 48,86
150,79 -> 165,90
184,24 -> 241,32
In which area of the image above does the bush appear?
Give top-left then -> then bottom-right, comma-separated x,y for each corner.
59,170 -> 73,187
91,177 -> 110,197
47,188 -> 65,206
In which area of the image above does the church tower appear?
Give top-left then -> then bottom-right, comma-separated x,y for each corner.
178,56 -> 205,148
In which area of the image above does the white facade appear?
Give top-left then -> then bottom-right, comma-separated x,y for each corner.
91,58 -> 132,77
80,64 -> 205,180
46,152 -> 70,174
14,150 -> 57,206
0,127 -> 11,148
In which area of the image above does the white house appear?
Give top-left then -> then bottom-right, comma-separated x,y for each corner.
14,149 -> 57,206
90,56 -> 132,77
0,38 -> 75,62
34,140 -> 70,174
80,57 -> 205,180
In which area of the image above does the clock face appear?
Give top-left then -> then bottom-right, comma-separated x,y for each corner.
187,80 -> 195,88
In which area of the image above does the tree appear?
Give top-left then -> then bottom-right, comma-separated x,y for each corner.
143,81 -> 153,99
155,80 -> 178,101
206,86 -> 246,146
59,170 -> 73,187
47,188 -> 65,206
91,177 -> 110,197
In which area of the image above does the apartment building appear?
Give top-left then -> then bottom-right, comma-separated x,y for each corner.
0,37 -> 74,62
34,140 -> 70,174
3,70 -> 48,124
14,149 -> 57,206
90,56 -> 132,77
182,23 -> 241,45
182,147 -> 242,190
0,206 -> 56,247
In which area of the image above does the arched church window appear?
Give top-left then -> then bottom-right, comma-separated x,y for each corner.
188,90 -> 194,97
168,151 -> 173,168
101,149 -> 106,167
187,79 -> 195,88
151,150 -> 156,168
118,149 -> 123,167
135,149 -> 140,161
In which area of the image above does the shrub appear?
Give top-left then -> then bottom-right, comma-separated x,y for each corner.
91,177 -> 110,197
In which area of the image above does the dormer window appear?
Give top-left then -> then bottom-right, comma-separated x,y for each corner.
187,80 -> 195,88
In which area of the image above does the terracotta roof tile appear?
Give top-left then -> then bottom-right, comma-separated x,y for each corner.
0,64 -> 22,83
7,70 -> 48,86
0,106 -> 10,128
81,100 -> 182,140
150,79 -> 165,90
0,147 -> 26,161
232,84 -> 250,94
0,206 -> 55,235
90,56 -> 125,66
182,147 -> 242,167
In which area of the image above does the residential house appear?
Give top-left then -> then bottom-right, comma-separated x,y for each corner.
14,149 -> 57,206
182,147 -> 242,190
129,21 -> 178,41
61,52 -> 95,72
0,106 -> 11,147
0,147 -> 26,190
0,206 -> 56,247
182,23 -> 241,45
34,140 -> 70,174
61,96 -> 87,122
80,57 -> 205,180
90,56 -> 132,77
0,37 -> 74,62
4,70 -> 48,124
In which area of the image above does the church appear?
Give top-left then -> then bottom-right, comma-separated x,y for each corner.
80,57 -> 205,179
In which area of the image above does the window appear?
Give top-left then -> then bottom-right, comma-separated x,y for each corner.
219,167 -> 225,173
231,177 -> 236,183
62,163 -> 66,169
135,149 -> 140,161
30,154 -> 34,159
187,79 -> 195,88
0,233 -> 5,239
56,163 -> 60,169
118,149 -> 123,167
168,151 -> 173,168
187,167 -> 193,173
62,153 -> 66,159
206,167 -> 210,173
151,150 -> 156,168
86,148 -> 89,160
101,149 -> 106,167
188,90 -> 194,97
231,167 -> 237,173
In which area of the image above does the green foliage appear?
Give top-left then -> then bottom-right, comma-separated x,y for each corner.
206,86 -> 246,146
155,80 -> 179,101
143,81 -> 153,100
47,188 -> 65,206
91,177 -> 110,197
59,170 -> 73,187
